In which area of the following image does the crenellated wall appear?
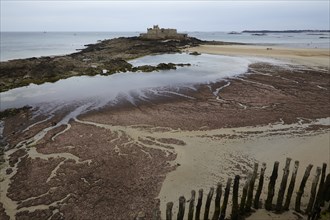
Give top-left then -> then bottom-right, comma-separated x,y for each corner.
140,25 -> 188,39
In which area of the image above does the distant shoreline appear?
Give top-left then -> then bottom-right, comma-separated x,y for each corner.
242,29 -> 330,33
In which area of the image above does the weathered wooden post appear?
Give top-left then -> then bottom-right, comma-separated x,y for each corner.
311,163 -> 327,220
324,174 -> 330,201
284,160 -> 299,210
153,210 -> 160,220
306,166 -> 321,215
177,196 -> 186,220
195,189 -> 203,220
188,190 -> 196,220
231,175 -> 240,220
254,163 -> 266,209
219,178 -> 232,220
316,163 -> 327,207
166,202 -> 174,220
153,199 -> 161,220
265,161 -> 279,210
212,183 -> 222,220
276,157 -> 292,212
245,162 -> 259,212
323,174 -> 330,210
204,187 -> 214,220
295,164 -> 313,212
239,173 -> 252,215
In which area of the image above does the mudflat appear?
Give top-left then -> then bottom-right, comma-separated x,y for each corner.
0,41 -> 329,219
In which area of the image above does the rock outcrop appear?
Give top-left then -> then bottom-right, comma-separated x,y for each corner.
0,36 -> 201,92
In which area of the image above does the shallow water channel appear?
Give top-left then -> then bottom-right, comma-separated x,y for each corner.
1,53 -> 279,113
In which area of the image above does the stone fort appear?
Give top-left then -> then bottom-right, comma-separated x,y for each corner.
140,25 -> 188,40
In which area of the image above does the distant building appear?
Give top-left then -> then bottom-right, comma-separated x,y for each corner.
140,25 -> 188,40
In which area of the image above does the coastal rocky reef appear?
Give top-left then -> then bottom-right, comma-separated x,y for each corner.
0,36 -> 203,92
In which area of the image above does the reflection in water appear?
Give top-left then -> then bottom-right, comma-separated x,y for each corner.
1,53 -> 280,113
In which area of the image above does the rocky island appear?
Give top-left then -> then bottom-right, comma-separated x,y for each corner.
0,37 -> 196,92
1,26 -> 248,93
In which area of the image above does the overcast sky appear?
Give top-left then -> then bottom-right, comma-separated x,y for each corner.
1,0 -> 329,32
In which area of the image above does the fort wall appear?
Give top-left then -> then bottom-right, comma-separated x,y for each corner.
140,25 -> 188,40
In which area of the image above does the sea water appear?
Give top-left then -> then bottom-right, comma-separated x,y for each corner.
1,53 -> 278,111
188,31 -> 330,48
1,31 -> 329,61
0,32 -> 138,61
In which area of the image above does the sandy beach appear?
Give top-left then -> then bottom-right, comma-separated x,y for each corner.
1,41 -> 329,219
156,120 -> 329,218
187,44 -> 330,68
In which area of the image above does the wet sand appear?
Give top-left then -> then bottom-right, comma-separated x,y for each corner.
187,44 -> 330,68
1,56 -> 329,219
156,121 -> 329,218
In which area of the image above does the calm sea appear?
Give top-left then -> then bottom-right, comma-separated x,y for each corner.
0,32 -> 138,61
1,31 -> 329,61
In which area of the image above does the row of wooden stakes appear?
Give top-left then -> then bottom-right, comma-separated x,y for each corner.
142,158 -> 330,220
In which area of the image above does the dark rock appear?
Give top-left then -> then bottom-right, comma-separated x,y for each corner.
102,59 -> 133,73
156,63 -> 177,70
189,51 -> 201,56
136,65 -> 157,72
133,62 -> 191,73
176,63 -> 191,67
252,33 -> 267,36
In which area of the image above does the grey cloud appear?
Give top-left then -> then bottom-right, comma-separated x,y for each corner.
1,1 -> 329,31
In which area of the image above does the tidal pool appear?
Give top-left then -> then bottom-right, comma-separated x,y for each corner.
0,53 -> 280,113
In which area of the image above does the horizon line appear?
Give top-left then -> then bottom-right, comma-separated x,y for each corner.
1,29 -> 330,32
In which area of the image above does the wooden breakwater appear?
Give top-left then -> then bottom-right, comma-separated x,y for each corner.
136,158 -> 330,220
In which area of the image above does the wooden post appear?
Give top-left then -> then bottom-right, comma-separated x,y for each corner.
239,173 -> 252,215
284,160 -> 299,210
177,196 -> 186,220
265,161 -> 279,210
245,162 -> 259,212
204,187 -> 214,220
153,210 -> 160,220
212,183 -> 222,220
231,175 -> 240,220
166,202 -> 174,220
195,189 -> 203,220
306,166 -> 321,215
295,164 -> 313,212
323,174 -> 330,203
276,157 -> 292,212
316,163 -> 327,207
322,174 -> 330,214
188,190 -> 196,220
311,163 -> 327,219
254,163 -> 266,209
153,199 -> 161,220
219,178 -> 232,220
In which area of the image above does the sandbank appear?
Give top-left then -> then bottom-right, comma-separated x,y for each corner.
187,44 -> 330,68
